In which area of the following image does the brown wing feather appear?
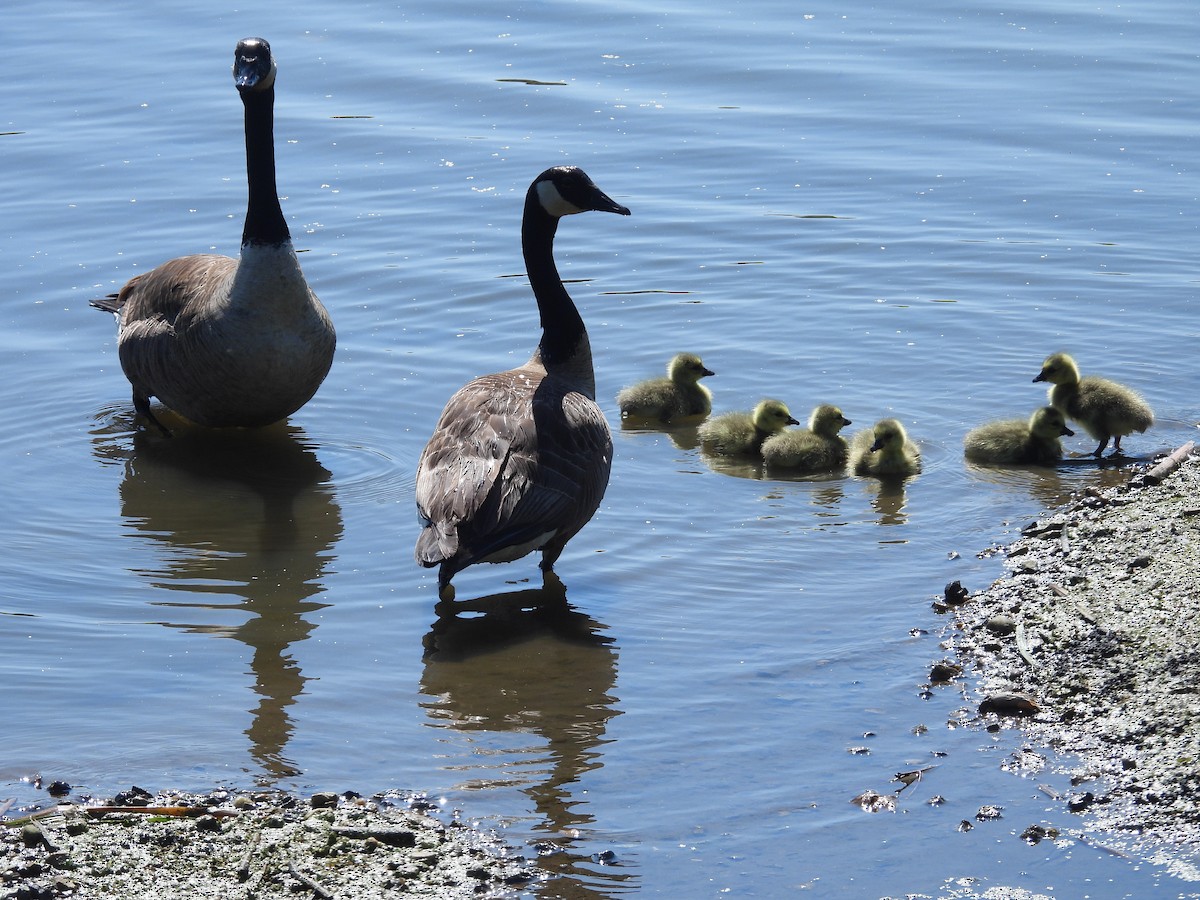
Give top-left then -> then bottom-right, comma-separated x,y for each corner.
414,364 -> 612,572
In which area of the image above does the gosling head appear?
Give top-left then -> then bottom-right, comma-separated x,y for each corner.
752,399 -> 801,435
1029,406 -> 1074,439
668,353 -> 716,385
533,166 -> 632,219
809,404 -> 852,437
233,37 -> 278,95
1033,352 -> 1081,386
869,418 -> 908,453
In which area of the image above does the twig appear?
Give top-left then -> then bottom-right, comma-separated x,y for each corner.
1051,583 -> 1097,625
236,828 -> 262,882
83,805 -> 239,819
1141,441 -> 1194,486
1015,621 -> 1038,667
289,861 -> 336,899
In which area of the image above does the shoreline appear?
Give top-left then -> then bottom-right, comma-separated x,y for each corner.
948,443 -> 1200,875
1,787 -> 532,898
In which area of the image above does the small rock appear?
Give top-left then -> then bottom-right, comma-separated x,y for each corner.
979,692 -> 1040,717
944,581 -> 970,606
194,815 -> 222,833
984,614 -> 1017,635
930,660 -> 962,683
310,791 -> 340,810
1068,791 -> 1096,813
975,804 -> 1003,821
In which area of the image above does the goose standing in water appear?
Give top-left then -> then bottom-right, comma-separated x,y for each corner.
90,38 -> 335,433
617,352 -> 715,423
415,166 -> 630,599
1033,352 -> 1153,456
698,399 -> 799,456
848,418 -> 921,477
964,406 -> 1074,466
761,404 -> 852,472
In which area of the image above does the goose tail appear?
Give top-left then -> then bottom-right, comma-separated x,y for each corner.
89,293 -> 124,316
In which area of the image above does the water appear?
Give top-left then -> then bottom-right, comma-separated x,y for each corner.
3,0 -> 1198,896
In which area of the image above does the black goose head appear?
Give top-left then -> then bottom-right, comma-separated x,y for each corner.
532,166 -> 631,219
234,37 -> 277,94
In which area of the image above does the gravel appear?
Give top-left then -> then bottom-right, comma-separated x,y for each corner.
947,445 -> 1200,871
1,787 -> 535,899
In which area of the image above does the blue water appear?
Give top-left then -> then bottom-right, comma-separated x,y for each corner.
3,0 -> 1198,896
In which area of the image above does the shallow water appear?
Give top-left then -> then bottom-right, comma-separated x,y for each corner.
3,0 -> 1198,896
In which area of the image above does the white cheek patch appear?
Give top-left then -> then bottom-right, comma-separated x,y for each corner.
536,180 -> 584,217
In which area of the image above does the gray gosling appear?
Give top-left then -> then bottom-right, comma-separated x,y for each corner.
1033,351 -> 1154,456
617,352 -> 715,423
848,418 -> 921,477
90,38 -> 335,433
698,399 -> 800,456
414,167 -> 630,599
964,406 -> 1074,466
761,404 -> 852,472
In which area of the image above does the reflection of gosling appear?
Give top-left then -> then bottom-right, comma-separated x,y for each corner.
617,353 -> 715,423
964,406 -> 1074,466
1034,352 -> 1153,456
699,399 -> 799,456
848,418 -> 921,477
761,404 -> 852,472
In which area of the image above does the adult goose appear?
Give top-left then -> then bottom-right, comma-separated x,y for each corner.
414,166 -> 631,598
1033,352 -> 1153,456
90,37 -> 335,433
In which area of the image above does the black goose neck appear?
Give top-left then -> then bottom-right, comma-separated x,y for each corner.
523,192 -> 587,370
240,86 -> 290,247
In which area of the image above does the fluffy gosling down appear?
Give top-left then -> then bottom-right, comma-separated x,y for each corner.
617,352 -> 715,423
848,418 -> 921,477
1033,352 -> 1154,457
761,404 -> 852,472
698,399 -> 799,456
964,406 -> 1074,466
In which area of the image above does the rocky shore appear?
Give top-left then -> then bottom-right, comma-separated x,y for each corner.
1,786 -> 533,899
948,443 -> 1200,870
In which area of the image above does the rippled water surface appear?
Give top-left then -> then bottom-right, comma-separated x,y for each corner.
4,0 -> 1198,896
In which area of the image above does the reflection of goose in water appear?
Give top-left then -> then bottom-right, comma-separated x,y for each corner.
92,421 -> 342,779
421,578 -> 631,894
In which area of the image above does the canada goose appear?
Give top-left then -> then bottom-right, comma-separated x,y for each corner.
414,166 -> 630,598
761,404 -> 852,472
698,399 -> 800,456
1033,352 -> 1154,456
90,38 -> 335,433
964,406 -> 1074,466
617,352 -> 715,423
848,418 -> 921,477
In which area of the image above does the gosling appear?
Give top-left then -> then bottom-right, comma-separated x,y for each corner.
698,399 -> 799,456
1033,352 -> 1153,456
761,404 -> 852,472
848,418 -> 921,477
964,406 -> 1074,466
617,352 -> 715,423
